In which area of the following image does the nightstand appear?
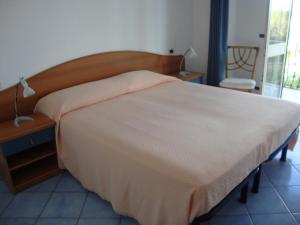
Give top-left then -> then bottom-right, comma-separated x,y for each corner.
0,113 -> 61,193
171,72 -> 206,83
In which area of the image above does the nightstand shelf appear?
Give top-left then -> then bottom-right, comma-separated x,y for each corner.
11,155 -> 59,192
0,113 -> 61,193
7,142 -> 56,171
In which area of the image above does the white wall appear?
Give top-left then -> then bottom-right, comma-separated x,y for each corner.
0,0 -> 193,89
228,0 -> 269,88
191,0 -> 211,73
0,0 -> 271,90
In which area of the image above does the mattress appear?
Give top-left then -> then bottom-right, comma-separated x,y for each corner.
35,71 -> 300,225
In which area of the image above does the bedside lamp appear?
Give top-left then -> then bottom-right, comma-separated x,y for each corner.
14,77 -> 36,128
179,47 -> 198,76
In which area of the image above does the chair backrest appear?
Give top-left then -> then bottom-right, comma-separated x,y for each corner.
226,46 -> 259,80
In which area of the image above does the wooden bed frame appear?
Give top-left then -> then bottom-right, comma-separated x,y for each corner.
0,51 -> 182,123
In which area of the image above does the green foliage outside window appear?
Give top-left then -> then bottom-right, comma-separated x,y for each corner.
270,11 -> 289,43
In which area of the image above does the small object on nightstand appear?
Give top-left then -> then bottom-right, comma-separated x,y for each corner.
171,72 -> 206,83
0,113 -> 61,193
14,77 -> 36,128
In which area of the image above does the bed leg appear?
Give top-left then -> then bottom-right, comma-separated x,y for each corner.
240,182 -> 249,204
252,165 -> 262,193
280,145 -> 288,162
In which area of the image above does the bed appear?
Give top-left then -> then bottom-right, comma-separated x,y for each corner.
33,70 -> 300,225
0,52 -> 299,225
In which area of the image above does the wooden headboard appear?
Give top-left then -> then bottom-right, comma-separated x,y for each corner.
0,51 -> 182,122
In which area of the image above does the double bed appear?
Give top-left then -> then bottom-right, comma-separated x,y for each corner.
0,52 -> 299,225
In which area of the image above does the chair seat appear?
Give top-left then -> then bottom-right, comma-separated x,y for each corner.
220,78 -> 256,90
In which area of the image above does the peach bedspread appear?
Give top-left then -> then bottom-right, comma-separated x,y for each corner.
36,71 -> 300,225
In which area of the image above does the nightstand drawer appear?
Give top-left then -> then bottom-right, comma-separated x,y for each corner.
2,128 -> 55,156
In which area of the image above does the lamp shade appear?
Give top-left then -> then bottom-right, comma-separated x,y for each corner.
179,47 -> 198,75
187,47 -> 197,58
20,77 -> 35,97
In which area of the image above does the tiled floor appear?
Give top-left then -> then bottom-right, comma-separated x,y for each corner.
1,142 -> 300,225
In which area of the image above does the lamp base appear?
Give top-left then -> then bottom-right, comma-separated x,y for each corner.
179,71 -> 192,76
14,116 -> 34,128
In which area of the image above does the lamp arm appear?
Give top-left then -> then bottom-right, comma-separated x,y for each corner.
179,48 -> 191,72
14,83 -> 20,117
179,56 -> 185,72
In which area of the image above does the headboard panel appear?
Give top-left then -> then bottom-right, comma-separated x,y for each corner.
0,51 -> 182,122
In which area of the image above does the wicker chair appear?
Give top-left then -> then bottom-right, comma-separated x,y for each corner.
220,46 -> 259,92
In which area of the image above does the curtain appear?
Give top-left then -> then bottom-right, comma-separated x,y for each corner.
207,0 -> 229,86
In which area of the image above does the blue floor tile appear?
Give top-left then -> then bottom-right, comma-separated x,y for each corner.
263,160 -> 300,186
260,171 -> 273,187
293,213 -> 300,224
0,218 -> 36,225
216,192 -> 248,216
277,186 -> 300,213
0,180 -> 10,193
295,164 -> 300,173
287,151 -> 300,165
25,175 -> 61,193
0,193 -> 13,215
41,192 -> 86,218
209,215 -> 252,225
81,192 -> 119,218
120,217 -> 140,225
251,213 -> 298,225
246,188 -> 288,214
1,193 -> 50,218
55,172 -> 86,192
78,219 -> 120,225
36,218 -> 77,225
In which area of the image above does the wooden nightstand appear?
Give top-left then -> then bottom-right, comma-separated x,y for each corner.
171,72 -> 206,83
0,113 -> 61,193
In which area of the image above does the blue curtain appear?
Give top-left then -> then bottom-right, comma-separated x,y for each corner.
207,0 -> 229,86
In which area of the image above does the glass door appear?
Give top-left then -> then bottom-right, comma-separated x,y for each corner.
262,0 -> 293,97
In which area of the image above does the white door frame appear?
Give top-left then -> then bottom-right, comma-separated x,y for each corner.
261,0 -> 293,97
